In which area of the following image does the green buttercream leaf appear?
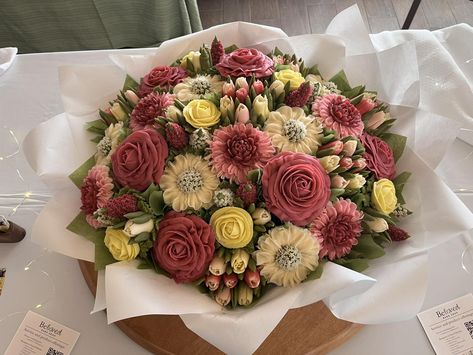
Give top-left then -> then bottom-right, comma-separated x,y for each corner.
122,74 -> 139,91
69,156 -> 95,188
380,133 -> 407,162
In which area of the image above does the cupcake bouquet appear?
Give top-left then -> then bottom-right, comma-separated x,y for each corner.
68,38 -> 412,308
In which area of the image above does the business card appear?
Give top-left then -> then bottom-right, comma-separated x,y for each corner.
4,311 -> 80,355
418,294 -> 473,355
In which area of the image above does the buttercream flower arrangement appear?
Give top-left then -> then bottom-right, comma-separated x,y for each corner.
67,38 -> 412,308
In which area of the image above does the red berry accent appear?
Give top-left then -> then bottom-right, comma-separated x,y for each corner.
285,82 -> 313,107
106,194 -> 138,219
388,225 -> 410,241
165,123 -> 189,150
211,38 -> 224,65
235,182 -> 258,206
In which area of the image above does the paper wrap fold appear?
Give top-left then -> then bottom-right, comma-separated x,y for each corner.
23,7 -> 473,354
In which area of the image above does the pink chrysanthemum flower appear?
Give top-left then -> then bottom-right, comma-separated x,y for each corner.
310,199 -> 363,260
210,124 -> 275,183
80,165 -> 114,215
130,92 -> 174,131
312,94 -> 364,138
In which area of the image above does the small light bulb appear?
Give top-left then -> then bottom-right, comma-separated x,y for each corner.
24,192 -> 32,198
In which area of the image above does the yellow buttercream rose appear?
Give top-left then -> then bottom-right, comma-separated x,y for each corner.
104,228 -> 140,261
210,207 -> 253,249
371,179 -> 397,215
274,69 -> 305,91
183,99 -> 221,128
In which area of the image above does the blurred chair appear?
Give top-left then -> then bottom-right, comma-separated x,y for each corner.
0,0 -> 202,53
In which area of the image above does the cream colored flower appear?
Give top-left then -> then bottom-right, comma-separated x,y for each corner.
95,122 -> 123,165
160,154 -> 219,211
305,74 -> 341,96
264,106 -> 322,154
173,75 -> 224,102
254,223 -> 320,287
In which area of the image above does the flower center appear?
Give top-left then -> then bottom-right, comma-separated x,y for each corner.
97,136 -> 112,156
191,77 -> 212,95
275,245 -> 302,271
177,169 -> 203,193
283,119 -> 307,142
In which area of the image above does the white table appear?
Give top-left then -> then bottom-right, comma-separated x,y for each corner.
0,48 -> 472,355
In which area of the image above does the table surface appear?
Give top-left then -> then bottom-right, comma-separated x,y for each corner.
0,47 -> 472,355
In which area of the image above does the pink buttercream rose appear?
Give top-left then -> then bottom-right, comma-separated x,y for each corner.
111,129 -> 168,191
138,66 -> 187,97
152,211 -> 215,283
216,48 -> 274,78
360,133 -> 396,180
262,152 -> 331,226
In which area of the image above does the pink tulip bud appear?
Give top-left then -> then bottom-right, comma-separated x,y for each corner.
222,81 -> 236,97
244,270 -> 260,289
343,140 -> 358,157
236,87 -> 248,103
125,90 -> 140,105
215,287 -> 231,306
339,156 -> 353,170
205,274 -> 221,291
223,273 -> 239,289
356,98 -> 376,115
352,158 -> 367,172
235,77 -> 249,90
235,103 -> 250,124
318,140 -> 343,155
252,80 -> 265,95
366,111 -> 387,130
331,175 -> 349,189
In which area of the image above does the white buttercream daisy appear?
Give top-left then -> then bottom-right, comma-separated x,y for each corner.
95,122 -> 123,165
173,75 -> 224,102
254,223 -> 320,287
264,106 -> 322,154
160,154 -> 219,211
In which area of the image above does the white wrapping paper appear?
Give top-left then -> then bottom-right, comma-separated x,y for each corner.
22,6 -> 473,354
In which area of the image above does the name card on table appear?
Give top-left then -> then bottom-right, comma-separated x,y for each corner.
5,311 -> 80,355
418,294 -> 473,355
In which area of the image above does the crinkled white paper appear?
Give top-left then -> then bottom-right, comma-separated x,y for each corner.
23,6 -> 473,354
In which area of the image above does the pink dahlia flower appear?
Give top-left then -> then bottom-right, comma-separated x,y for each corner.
310,199 -> 363,260
130,92 -> 174,131
210,124 -> 275,183
312,94 -> 364,138
80,165 -> 114,215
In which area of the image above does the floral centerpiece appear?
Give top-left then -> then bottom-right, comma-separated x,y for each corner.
68,38 -> 412,308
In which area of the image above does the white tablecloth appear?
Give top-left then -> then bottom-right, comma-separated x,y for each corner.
0,40 -> 472,354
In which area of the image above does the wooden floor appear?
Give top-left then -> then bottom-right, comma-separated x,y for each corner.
198,0 -> 473,35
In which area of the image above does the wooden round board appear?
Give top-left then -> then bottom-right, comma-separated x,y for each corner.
79,260 -> 361,354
